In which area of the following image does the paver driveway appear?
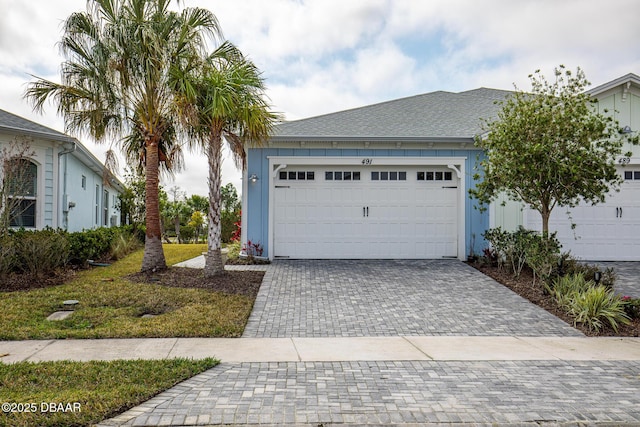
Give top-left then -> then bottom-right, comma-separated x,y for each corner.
243,259 -> 583,337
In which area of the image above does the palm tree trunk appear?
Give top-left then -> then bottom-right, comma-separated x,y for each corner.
204,130 -> 224,277
141,140 -> 167,272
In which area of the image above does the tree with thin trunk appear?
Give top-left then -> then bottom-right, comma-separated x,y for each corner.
470,66 -> 636,237
25,0 -> 220,272
183,42 -> 281,277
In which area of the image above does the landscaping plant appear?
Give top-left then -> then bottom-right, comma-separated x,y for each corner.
569,285 -> 630,333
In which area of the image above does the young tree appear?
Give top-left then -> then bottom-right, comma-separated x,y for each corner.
25,0 -> 221,272
184,42 -> 281,277
470,66 -> 637,236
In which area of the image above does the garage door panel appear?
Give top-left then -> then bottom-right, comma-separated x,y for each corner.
525,169 -> 640,260
273,165 -> 459,259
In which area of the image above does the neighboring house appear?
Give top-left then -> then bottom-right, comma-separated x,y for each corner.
242,73 -> 640,261
241,88 -> 512,261
501,73 -> 640,261
0,109 -> 123,232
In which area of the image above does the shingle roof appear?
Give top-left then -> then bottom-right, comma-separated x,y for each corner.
0,109 -> 70,142
272,87 -> 513,142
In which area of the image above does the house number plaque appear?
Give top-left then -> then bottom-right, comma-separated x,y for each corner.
361,158 -> 373,165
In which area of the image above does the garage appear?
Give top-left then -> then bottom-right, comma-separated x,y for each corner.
271,162 -> 461,259
526,167 -> 640,261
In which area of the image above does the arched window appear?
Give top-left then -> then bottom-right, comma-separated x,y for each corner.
6,159 -> 37,227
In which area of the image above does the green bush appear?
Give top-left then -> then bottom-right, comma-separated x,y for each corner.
12,228 -> 70,278
547,273 -> 593,310
110,231 -> 143,260
0,235 -> 16,276
226,240 -> 241,260
67,227 -> 119,264
569,285 -> 630,332
622,296 -> 640,320
221,209 -> 241,243
523,232 -> 560,283
483,226 -> 560,279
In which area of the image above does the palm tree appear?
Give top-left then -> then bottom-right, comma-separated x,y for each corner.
186,42 -> 281,277
25,0 -> 220,272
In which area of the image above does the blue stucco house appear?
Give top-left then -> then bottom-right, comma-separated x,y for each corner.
240,88 -> 512,261
0,109 -> 123,232
241,73 -> 640,261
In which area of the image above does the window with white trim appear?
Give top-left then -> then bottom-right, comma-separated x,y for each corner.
624,170 -> 640,180
7,159 -> 37,227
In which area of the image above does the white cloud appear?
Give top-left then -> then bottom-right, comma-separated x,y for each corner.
2,0 -> 640,197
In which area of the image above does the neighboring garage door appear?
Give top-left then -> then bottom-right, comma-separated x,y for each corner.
526,167 -> 640,261
273,166 -> 459,259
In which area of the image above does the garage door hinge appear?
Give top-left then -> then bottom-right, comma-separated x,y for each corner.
275,185 -> 290,188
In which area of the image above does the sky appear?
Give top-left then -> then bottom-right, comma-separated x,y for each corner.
1,0 -> 639,197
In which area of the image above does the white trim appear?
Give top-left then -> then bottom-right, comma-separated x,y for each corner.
241,167 -> 249,254
267,156 -> 467,261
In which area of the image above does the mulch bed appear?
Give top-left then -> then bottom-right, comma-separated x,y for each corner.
469,262 -> 640,337
0,269 -> 78,292
127,267 -> 264,296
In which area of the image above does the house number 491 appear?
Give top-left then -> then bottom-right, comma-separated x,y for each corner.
361,158 -> 373,165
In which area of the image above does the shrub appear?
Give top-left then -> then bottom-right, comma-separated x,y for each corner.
110,231 -> 142,260
622,296 -> 640,320
0,235 -> 16,276
67,227 -> 119,264
221,209 -> 241,243
547,273 -> 594,310
524,232 -> 561,284
12,228 -> 69,278
226,240 -> 241,260
569,285 -> 630,332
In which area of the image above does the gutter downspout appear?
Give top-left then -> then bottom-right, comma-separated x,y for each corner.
57,140 -> 76,230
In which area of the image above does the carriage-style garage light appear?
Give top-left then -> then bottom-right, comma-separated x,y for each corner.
622,125 -> 633,134
249,174 -> 259,183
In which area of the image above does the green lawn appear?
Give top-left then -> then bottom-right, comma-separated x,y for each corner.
0,358 -> 218,427
0,244 -> 256,339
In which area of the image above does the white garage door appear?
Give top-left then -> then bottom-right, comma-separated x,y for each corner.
526,167 -> 640,261
273,166 -> 459,259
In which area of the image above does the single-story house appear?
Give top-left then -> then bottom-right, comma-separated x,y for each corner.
0,109 -> 123,232
240,73 -> 640,261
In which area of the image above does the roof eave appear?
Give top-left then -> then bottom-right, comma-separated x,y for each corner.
270,135 -> 476,144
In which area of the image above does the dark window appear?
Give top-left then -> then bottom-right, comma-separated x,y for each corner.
6,159 -> 37,227
380,172 -> 388,180
417,172 -> 425,180
371,172 -> 379,180
279,171 -> 287,180
390,171 -> 397,180
435,172 -> 443,180
635,171 -> 640,180
325,171 -> 333,180
399,172 -> 407,180
444,171 -> 453,181
9,199 -> 35,227
297,171 -> 305,180
307,172 -> 315,180
344,172 -> 352,180
353,172 -> 361,181
426,172 -> 434,180
288,171 -> 296,180
334,171 -> 343,181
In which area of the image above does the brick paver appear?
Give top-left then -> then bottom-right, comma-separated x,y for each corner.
99,360 -> 640,426
244,260 -> 583,337
96,260 -> 640,426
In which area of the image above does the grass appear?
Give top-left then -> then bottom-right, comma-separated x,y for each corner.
0,357 -> 218,427
0,244 -> 257,339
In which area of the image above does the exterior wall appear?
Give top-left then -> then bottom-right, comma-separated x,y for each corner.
62,153 -> 121,232
1,132 -> 121,232
245,146 -> 489,258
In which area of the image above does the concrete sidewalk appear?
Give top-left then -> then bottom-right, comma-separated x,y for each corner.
3,336 -> 640,364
